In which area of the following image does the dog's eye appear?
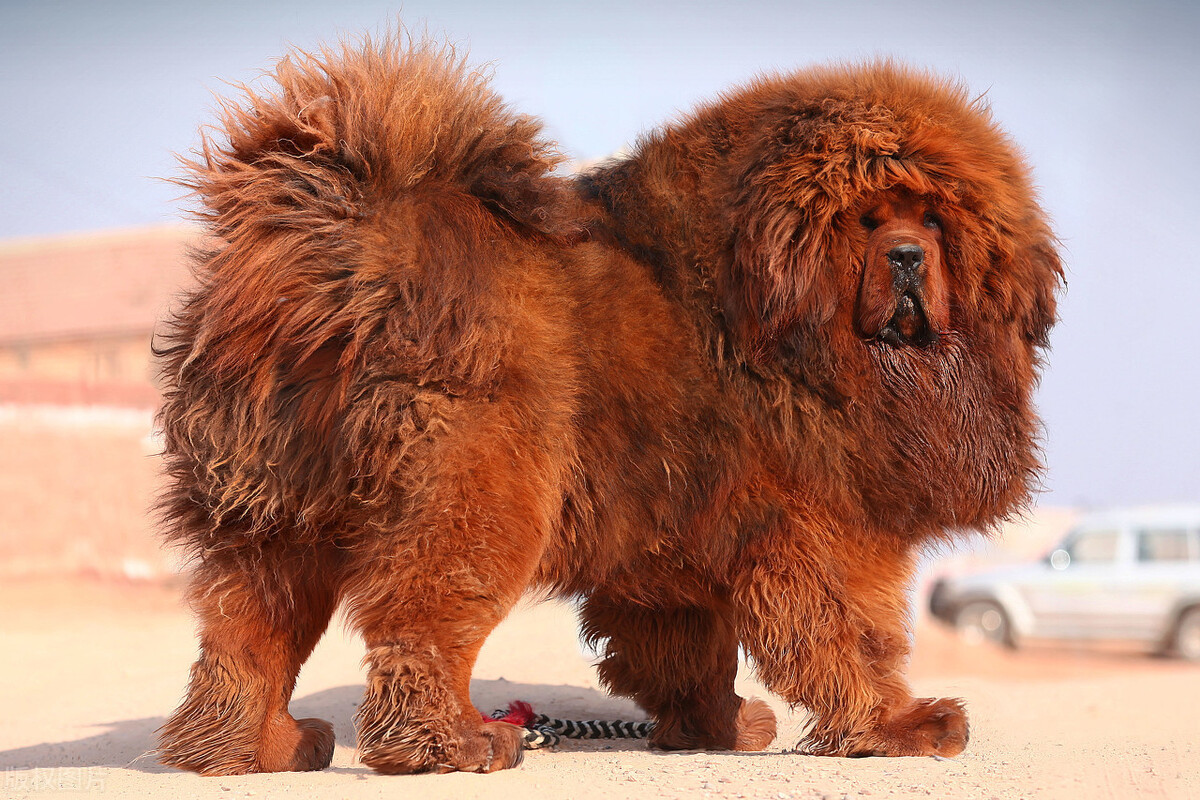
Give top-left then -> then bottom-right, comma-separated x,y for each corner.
860,215 -> 880,231
923,212 -> 942,231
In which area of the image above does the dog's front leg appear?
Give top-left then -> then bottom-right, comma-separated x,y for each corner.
578,593 -> 777,752
733,529 -> 968,758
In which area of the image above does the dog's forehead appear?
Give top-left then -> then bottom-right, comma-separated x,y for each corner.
856,189 -> 933,218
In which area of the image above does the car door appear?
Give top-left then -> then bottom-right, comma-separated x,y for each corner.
1126,527 -> 1199,644
1017,529 -> 1131,639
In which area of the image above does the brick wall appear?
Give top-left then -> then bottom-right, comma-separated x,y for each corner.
0,405 -> 177,579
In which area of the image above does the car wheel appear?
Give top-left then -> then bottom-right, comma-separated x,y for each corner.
954,601 -> 1012,648
1174,607 -> 1200,662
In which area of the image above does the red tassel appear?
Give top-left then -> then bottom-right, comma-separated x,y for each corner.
499,700 -> 536,726
481,700 -> 537,726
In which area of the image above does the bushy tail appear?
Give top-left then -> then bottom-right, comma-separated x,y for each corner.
172,32 -> 571,370
189,31 -> 571,226
156,32 -> 572,543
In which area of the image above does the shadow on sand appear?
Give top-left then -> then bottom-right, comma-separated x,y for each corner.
0,679 -> 652,774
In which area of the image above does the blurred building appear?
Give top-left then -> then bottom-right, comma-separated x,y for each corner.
0,226 -> 198,580
0,225 -> 197,406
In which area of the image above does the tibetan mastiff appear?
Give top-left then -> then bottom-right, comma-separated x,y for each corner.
155,34 -> 1061,775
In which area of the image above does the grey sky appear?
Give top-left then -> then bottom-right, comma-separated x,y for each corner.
2,0 -> 1198,510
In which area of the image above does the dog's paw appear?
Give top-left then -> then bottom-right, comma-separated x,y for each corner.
847,697 -> 968,758
290,717 -> 337,770
803,697 -> 969,758
361,718 -> 525,774
734,697 -> 778,751
257,715 -> 335,772
896,697 -> 968,757
443,720 -> 526,773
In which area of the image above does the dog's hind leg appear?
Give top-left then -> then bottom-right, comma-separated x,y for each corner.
579,595 -> 777,752
157,545 -> 341,775
344,527 -> 538,773
339,402 -> 563,774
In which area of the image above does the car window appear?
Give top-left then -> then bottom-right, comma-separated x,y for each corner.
1067,531 -> 1119,564
1138,528 -> 1194,562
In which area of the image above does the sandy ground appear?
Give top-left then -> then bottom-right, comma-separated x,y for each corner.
1,578 -> 1197,800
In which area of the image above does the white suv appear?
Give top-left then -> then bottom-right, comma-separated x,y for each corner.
928,505 -> 1200,660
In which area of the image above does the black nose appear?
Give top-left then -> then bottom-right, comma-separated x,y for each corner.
887,244 -> 925,273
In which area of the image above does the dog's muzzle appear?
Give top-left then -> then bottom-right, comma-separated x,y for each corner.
879,245 -> 936,348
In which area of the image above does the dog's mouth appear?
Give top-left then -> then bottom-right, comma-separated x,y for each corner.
878,291 -> 936,348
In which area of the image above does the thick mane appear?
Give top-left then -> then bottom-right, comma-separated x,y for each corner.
581,61 -> 1062,536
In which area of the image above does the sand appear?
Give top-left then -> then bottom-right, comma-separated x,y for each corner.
1,578 -> 1197,800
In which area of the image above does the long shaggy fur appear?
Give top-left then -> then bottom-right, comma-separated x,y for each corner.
155,32 -> 1061,775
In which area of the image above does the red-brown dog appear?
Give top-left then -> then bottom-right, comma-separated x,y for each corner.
155,35 -> 1061,775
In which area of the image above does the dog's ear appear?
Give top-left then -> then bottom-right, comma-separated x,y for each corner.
971,221 -> 1063,350
718,102 -> 869,360
1015,234 -> 1063,349
724,178 -> 841,359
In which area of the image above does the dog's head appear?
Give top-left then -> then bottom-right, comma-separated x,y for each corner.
699,62 -> 1065,528
717,62 -> 1062,368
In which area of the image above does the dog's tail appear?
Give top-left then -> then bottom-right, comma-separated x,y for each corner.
156,33 -> 574,537
167,31 -> 574,379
